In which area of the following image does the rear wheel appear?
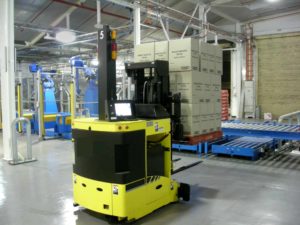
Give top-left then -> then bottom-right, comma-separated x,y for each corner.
178,183 -> 190,201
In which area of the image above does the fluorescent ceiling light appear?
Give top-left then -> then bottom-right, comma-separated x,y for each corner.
267,0 -> 279,2
55,30 -> 76,43
91,58 -> 99,66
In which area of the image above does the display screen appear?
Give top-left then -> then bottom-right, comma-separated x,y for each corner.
115,103 -> 132,117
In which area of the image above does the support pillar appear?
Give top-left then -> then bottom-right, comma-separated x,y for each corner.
231,42 -> 243,119
133,2 -> 141,46
199,4 -> 205,38
0,0 -> 16,160
129,1 -> 141,100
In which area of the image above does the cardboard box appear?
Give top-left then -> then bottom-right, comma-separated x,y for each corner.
176,71 -> 201,84
206,101 -> 214,115
199,115 -> 209,134
181,115 -> 201,135
155,41 -> 169,61
215,46 -> 223,63
216,62 -> 223,75
175,71 -> 206,103
199,42 -> 210,60
215,114 -> 222,130
199,57 -> 209,73
169,38 -> 199,71
208,116 -> 216,133
199,101 -> 209,115
169,73 -> 177,84
134,43 -> 155,62
181,103 -> 200,116
207,58 -> 216,74
213,99 -> 221,114
170,83 -> 177,93
177,83 -> 201,103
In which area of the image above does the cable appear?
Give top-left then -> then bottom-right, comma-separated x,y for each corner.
143,81 -> 148,103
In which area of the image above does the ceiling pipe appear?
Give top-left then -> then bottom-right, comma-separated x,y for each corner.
26,0 -> 83,46
181,3 -> 200,39
147,0 -> 201,23
29,1 -> 53,23
53,0 -> 130,20
53,0 -> 182,35
105,0 -> 242,41
159,16 -> 170,41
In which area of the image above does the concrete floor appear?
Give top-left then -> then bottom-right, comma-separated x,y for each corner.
1,136 -> 300,225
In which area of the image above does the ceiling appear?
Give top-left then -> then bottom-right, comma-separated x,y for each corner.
14,0 -> 300,61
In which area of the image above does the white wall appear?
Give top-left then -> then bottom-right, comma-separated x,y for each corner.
215,11 -> 300,37
252,12 -> 300,36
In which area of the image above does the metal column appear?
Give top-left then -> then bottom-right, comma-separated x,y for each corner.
0,0 -> 16,160
129,1 -> 141,100
133,2 -> 141,46
231,38 -> 243,119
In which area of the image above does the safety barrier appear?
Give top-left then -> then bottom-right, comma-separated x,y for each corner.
278,111 -> 300,125
9,117 -> 37,165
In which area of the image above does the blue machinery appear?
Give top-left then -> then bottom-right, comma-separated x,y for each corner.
172,121 -> 300,160
70,56 -> 99,116
23,58 -> 99,139
221,121 -> 300,141
211,137 -> 276,160
26,64 -> 72,139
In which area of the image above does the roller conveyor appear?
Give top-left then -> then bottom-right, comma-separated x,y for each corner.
212,136 -> 275,160
222,121 -> 300,140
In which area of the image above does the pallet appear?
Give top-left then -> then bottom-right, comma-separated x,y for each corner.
184,130 -> 223,145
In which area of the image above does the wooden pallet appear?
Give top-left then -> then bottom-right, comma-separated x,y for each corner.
184,130 -> 223,145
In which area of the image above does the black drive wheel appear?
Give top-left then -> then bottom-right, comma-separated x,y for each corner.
178,183 -> 190,201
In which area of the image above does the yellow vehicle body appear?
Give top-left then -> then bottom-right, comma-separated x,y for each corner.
72,118 -> 181,221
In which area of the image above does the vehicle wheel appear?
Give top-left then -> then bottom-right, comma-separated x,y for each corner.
178,183 -> 190,201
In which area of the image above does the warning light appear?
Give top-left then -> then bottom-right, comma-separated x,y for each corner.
111,30 -> 117,40
112,42 -> 117,60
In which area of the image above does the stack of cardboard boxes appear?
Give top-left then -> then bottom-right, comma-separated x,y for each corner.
134,38 -> 223,136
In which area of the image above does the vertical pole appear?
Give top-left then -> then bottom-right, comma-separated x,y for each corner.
98,25 -> 116,120
66,13 -> 70,29
231,42 -> 243,119
60,82 -> 63,112
70,66 -> 76,122
214,34 -> 218,45
199,4 -> 204,36
95,0 -> 101,28
122,72 -> 126,100
130,1 -> 141,100
25,119 -> 32,160
133,1 -> 141,46
70,81 -> 75,123
165,17 -> 169,37
159,17 -> 170,41
37,70 -> 45,139
17,83 -> 22,132
0,0 -> 16,160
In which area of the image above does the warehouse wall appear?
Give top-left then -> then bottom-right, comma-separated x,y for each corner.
215,12 -> 300,36
256,32 -> 300,119
252,12 -> 300,36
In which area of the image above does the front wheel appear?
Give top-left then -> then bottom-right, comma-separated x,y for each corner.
178,183 -> 190,201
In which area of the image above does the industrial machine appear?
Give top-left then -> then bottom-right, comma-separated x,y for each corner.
72,25 -> 190,223
70,56 -> 99,116
23,64 -> 72,139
